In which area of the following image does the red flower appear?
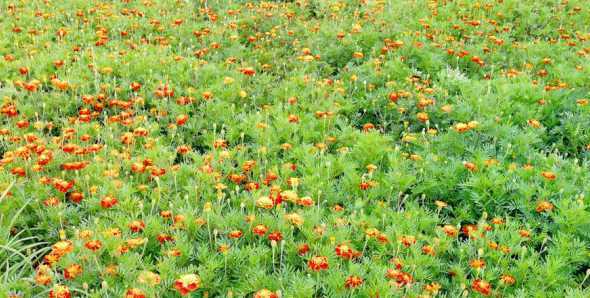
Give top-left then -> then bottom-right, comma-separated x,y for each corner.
101,196 -> 118,208
462,224 -> 481,239
335,244 -> 360,260
125,288 -> 146,298
128,220 -> 146,233
43,197 -> 61,207
157,233 -> 174,244
388,92 -> 399,103
176,114 -> 189,126
49,284 -> 71,298
253,224 -> 268,236
11,167 -> 26,177
85,240 -> 102,251
472,279 -> 492,296
229,230 -> 243,239
130,82 -> 142,92
254,289 -> 279,298
240,67 -> 256,76
541,171 -> 556,180
60,161 -> 88,171
63,264 -> 83,280
53,178 -> 74,193
469,259 -> 486,270
174,274 -> 201,296
386,269 -> 413,287
67,192 -> 84,203
298,243 -> 310,256
307,256 -> 329,272
359,182 -> 370,190
52,240 -> 74,256
268,231 -> 283,242
344,275 -> 364,289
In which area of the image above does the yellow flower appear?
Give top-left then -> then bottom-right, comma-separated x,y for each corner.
285,213 -> 304,226
138,271 -> 161,286
256,196 -> 274,209
281,190 -> 298,202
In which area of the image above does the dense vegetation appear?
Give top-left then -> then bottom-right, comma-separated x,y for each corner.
1,0 -> 589,297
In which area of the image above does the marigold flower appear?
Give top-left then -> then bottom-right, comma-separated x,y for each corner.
469,259 -> 486,270
84,239 -> 102,251
157,233 -> 174,244
541,171 -> 556,180
472,279 -> 492,296
100,196 -> 118,208
424,282 -> 442,294
49,284 -> 71,298
256,196 -> 274,209
53,179 -> 74,193
464,161 -> 478,172
52,240 -> 73,256
297,196 -> 314,207
462,224 -> 480,239
335,244 -> 360,260
35,265 -> 52,285
253,224 -> 268,236
138,271 -> 161,286
344,275 -> 364,289
416,112 -> 429,122
174,274 -> 201,296
254,289 -> 279,298
67,192 -> 84,203
298,243 -> 310,255
268,231 -> 283,242
386,269 -> 413,287
129,220 -> 146,233
125,288 -> 146,298
430,200 -> 445,210
281,190 -> 298,202
229,230 -> 243,239
399,235 -> 416,247
307,256 -> 329,272
285,213 -> 304,226
240,67 -> 256,76
422,245 -> 436,256
63,264 -> 83,280
535,200 -> 554,213
500,274 -> 516,285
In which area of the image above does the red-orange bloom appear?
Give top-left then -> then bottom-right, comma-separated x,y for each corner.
174,274 -> 201,296
386,269 -> 413,287
253,224 -> 268,236
469,259 -> 486,270
472,279 -> 492,296
541,171 -> 556,180
101,196 -> 118,208
85,239 -> 102,251
53,178 -> 74,193
49,284 -> 71,298
344,275 -> 364,289
307,256 -> 329,272
268,231 -> 283,242
254,289 -> 279,298
129,220 -> 146,233
240,67 -> 256,76
298,243 -> 310,255
335,244 -> 361,260
229,230 -> 243,239
63,264 -> 83,280
125,288 -> 146,298
52,240 -> 74,256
